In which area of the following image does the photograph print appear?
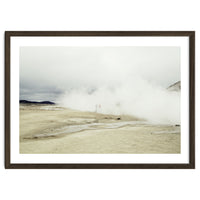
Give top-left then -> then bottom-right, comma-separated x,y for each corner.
20,46 -> 181,154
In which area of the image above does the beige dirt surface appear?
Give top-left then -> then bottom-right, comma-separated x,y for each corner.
20,104 -> 180,154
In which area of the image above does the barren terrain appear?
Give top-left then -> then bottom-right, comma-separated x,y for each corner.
20,104 -> 180,154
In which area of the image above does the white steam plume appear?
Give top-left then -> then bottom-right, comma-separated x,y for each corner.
58,76 -> 180,125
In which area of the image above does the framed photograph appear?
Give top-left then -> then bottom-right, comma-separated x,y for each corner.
5,31 -> 195,169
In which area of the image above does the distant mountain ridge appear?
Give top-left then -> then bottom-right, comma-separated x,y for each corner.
20,100 -> 55,105
167,81 -> 181,92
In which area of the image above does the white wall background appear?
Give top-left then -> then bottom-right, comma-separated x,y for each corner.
0,0 -> 199,200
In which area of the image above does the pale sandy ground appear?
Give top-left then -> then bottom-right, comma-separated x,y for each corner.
20,104 -> 180,154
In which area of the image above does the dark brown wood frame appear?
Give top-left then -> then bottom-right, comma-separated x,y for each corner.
5,31 -> 195,169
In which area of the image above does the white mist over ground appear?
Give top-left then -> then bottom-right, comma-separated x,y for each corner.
20,46 -> 180,124
58,76 -> 180,124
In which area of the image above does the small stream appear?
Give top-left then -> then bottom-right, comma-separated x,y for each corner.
28,121 -> 148,139
25,121 -> 179,140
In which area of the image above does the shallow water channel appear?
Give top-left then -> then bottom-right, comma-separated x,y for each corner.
25,121 -> 179,139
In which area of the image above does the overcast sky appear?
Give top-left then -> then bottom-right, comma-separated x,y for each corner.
20,46 -> 180,101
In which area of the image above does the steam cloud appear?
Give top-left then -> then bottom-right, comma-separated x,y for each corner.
58,76 -> 180,124
20,46 -> 180,124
